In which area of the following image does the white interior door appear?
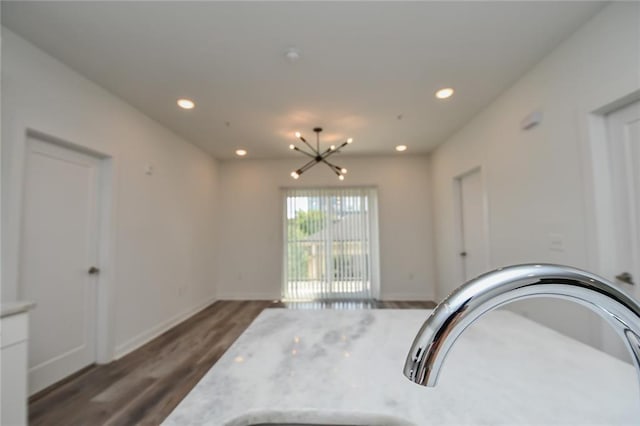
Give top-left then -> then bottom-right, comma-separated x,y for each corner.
607,101 -> 640,300
458,168 -> 489,281
20,136 -> 101,395
600,100 -> 640,361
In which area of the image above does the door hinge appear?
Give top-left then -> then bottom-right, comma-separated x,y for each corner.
615,272 -> 634,285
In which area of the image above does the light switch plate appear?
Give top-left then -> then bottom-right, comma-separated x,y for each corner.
548,233 -> 565,252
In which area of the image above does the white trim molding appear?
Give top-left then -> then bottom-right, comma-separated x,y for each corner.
113,296 -> 218,360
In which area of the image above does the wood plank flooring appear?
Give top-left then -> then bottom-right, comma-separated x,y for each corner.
28,300 -> 435,426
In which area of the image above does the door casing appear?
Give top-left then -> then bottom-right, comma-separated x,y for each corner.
5,125 -> 118,389
583,90 -> 640,359
453,166 -> 491,283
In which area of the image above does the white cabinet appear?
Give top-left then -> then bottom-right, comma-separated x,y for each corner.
1,303 -> 35,426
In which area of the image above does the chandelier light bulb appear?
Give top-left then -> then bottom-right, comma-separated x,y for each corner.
341,168 -> 348,174
347,138 -> 353,144
289,144 -> 295,150
291,171 -> 300,179
338,175 -> 345,181
295,132 -> 301,138
330,145 -> 336,151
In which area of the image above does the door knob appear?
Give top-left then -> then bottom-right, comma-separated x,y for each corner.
460,251 -> 467,257
88,266 -> 100,275
615,272 -> 634,285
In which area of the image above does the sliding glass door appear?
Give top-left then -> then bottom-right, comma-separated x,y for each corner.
283,187 -> 379,301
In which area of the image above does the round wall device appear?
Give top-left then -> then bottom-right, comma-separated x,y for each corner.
285,48 -> 301,62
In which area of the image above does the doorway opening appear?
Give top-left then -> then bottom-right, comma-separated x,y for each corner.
18,131 -> 113,395
586,93 -> 640,360
604,100 -> 640,298
454,167 -> 489,282
282,187 -> 380,301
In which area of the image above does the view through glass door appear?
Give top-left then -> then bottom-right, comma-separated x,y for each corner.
283,187 -> 379,301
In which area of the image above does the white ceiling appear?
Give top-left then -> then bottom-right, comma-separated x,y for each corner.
2,1 -> 605,159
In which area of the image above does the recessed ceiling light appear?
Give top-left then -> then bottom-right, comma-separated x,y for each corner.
177,98 -> 195,109
395,145 -> 408,152
435,88 -> 454,99
235,149 -> 247,157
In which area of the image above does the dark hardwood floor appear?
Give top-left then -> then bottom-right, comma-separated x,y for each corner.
29,300 -> 435,426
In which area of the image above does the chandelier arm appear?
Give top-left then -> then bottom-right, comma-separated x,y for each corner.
297,159 -> 319,175
299,138 -> 318,155
321,158 -> 340,172
322,141 -> 349,159
321,149 -> 340,160
318,148 -> 333,158
325,162 -> 342,177
293,146 -> 317,159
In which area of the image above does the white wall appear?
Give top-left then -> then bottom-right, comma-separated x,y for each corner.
430,2 -> 640,352
1,29 -> 220,360
217,155 -> 435,301
3,1 -> 635,366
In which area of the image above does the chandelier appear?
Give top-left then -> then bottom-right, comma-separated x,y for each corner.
289,127 -> 353,180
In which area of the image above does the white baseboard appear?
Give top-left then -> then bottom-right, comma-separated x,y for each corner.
217,291 -> 434,302
379,292 -> 435,302
113,295 -> 217,360
216,292 -> 279,300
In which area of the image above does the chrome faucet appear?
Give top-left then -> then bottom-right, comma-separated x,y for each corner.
403,264 -> 640,388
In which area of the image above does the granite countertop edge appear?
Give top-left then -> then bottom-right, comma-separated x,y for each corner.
1,301 -> 36,318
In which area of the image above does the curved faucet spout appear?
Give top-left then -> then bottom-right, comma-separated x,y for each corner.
403,264 -> 640,389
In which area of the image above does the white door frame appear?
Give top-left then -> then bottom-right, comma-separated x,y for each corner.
582,89 -> 640,353
583,90 -> 640,283
452,166 -> 491,283
4,119 -> 118,365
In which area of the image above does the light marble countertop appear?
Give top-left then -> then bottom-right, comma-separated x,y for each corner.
165,309 -> 639,425
1,301 -> 36,318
